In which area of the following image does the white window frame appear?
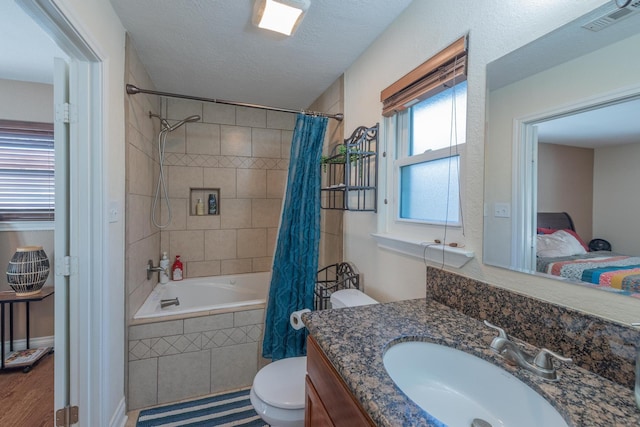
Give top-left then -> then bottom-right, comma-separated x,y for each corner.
372,115 -> 472,267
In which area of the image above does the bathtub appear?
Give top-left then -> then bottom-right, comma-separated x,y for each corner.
134,271 -> 270,320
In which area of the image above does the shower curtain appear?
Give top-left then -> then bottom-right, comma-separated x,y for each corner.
262,114 -> 328,360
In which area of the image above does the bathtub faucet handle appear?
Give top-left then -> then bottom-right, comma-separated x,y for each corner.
147,259 -> 167,281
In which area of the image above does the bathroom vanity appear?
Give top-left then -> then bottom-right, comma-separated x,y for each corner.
305,335 -> 374,426
303,295 -> 640,426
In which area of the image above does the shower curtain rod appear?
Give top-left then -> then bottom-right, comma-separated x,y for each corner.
125,84 -> 344,121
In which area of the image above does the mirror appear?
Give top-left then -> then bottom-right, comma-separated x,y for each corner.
484,2 -> 640,298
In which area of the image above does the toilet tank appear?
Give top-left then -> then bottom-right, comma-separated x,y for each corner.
330,289 -> 378,308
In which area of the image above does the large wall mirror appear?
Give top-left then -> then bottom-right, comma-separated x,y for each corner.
484,2 -> 640,299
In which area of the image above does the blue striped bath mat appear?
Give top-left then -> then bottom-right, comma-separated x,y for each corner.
136,388 -> 269,427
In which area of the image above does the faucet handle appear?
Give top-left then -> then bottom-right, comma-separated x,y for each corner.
483,320 -> 508,339
533,348 -> 572,370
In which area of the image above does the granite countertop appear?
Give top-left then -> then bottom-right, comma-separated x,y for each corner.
303,298 -> 640,427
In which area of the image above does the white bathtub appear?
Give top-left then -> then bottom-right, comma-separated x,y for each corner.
134,272 -> 270,319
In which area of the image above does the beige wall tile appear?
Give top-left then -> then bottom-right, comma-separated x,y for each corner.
267,111 -> 296,130
128,144 -> 155,196
252,199 -> 282,228
237,169 -> 266,198
128,358 -> 158,410
127,194 -> 153,245
126,232 -> 160,297
127,122 -> 153,160
164,127 -> 186,154
252,128 -> 281,158
204,229 -> 237,260
266,169 -> 286,198
158,351 -> 211,404
203,168 -> 236,199
186,260 -> 221,278
281,130 -> 293,158
187,212 -> 220,231
267,227 -> 278,257
159,198 -> 188,231
237,228 -> 267,259
221,125 -> 252,157
203,103 -> 235,125
166,98 -> 203,121
210,342 -> 258,393
236,106 -> 266,128
169,230 -> 205,262
167,165 -> 203,198
186,122 -> 221,155
220,199 -> 252,229
252,257 -> 273,272
221,259 -> 252,275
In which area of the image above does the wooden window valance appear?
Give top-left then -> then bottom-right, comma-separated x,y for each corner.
380,35 -> 468,117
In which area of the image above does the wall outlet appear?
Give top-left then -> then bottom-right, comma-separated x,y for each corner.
494,202 -> 510,218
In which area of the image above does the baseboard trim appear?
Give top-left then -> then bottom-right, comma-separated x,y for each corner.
109,396 -> 128,427
3,335 -> 54,354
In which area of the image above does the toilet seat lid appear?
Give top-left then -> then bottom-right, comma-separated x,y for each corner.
253,356 -> 306,410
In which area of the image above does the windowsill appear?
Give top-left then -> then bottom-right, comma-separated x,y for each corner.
0,221 -> 54,232
371,233 -> 475,268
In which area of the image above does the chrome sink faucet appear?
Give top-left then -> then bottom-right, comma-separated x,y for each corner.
484,320 -> 572,381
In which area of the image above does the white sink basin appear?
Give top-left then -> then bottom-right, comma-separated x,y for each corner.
383,341 -> 568,427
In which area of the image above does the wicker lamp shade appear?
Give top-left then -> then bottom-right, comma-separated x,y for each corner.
6,246 -> 50,296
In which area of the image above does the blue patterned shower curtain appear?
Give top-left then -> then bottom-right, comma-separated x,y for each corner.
262,114 -> 328,360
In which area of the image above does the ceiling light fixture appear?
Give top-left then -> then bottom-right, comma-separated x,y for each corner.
252,0 -> 310,36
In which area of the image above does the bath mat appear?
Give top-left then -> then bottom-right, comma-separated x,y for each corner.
136,388 -> 269,427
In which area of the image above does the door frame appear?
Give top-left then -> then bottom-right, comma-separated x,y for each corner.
19,0 -> 108,425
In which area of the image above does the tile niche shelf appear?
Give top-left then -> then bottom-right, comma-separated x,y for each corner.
190,188 -> 219,216
321,123 -> 378,212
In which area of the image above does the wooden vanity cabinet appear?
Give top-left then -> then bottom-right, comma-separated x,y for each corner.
305,335 -> 375,427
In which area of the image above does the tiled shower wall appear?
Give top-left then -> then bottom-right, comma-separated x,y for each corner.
125,36 -> 162,320
158,98 -> 294,278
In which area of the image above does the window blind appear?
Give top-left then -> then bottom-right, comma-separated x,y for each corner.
0,120 -> 55,221
381,35 -> 468,117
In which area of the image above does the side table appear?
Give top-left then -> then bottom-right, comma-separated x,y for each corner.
1,287 -> 54,372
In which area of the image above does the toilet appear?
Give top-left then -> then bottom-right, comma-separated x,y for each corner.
250,289 -> 378,427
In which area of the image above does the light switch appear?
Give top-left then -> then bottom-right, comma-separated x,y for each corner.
494,202 -> 510,218
109,200 -> 120,223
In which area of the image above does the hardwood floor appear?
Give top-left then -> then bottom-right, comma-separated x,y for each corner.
0,353 -> 54,427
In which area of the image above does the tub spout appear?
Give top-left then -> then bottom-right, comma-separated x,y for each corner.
160,297 -> 180,309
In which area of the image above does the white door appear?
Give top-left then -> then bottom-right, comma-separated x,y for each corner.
53,56 -> 71,418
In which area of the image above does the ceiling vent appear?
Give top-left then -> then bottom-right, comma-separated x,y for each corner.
582,1 -> 640,31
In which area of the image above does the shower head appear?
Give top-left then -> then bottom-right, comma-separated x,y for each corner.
167,115 -> 201,132
149,112 -> 201,132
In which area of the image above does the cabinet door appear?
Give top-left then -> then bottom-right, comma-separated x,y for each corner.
305,376 -> 334,427
306,336 -> 375,426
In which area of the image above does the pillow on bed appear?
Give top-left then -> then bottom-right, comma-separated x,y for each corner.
536,229 -> 588,257
536,227 -> 589,252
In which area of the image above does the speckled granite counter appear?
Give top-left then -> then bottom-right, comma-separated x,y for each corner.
303,298 -> 640,426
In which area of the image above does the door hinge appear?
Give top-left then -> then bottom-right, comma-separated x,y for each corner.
56,256 -> 78,277
55,102 -> 78,124
56,406 -> 79,426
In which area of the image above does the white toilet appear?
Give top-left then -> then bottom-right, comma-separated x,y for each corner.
250,289 -> 378,427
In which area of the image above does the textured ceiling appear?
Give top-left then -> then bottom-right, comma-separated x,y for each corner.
109,0 -> 414,110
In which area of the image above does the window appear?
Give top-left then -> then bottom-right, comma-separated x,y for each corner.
0,120 -> 55,222
381,36 -> 467,229
396,80 -> 466,225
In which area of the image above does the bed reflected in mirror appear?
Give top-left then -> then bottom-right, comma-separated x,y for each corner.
483,1 -> 640,299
